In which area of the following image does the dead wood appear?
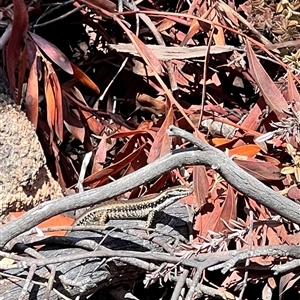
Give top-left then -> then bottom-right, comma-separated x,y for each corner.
1,127 -> 300,248
0,202 -> 190,299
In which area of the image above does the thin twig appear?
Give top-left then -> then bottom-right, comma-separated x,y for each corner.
44,266 -> 56,300
185,268 -> 203,300
238,209 -> 253,300
198,25 -> 214,128
32,5 -> 85,29
18,264 -> 36,300
171,268 -> 189,300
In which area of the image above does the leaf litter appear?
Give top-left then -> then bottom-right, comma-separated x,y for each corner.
3,0 -> 300,298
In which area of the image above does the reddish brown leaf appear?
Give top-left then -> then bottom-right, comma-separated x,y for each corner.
279,273 -> 300,298
287,186 -> 300,201
6,0 -> 28,100
287,231 -> 300,245
247,40 -> 288,116
222,271 -> 243,289
25,54 -> 39,128
85,145 -> 146,187
92,134 -> 107,174
268,277 -> 277,289
131,58 -> 157,77
218,1 -> 239,26
287,70 -> 300,103
110,130 -> 152,139
272,223 -> 290,244
44,66 -> 55,129
72,63 -> 100,94
114,133 -> 150,163
260,154 -> 281,166
81,110 -> 103,135
137,120 -> 153,131
210,9 -> 225,45
228,144 -> 260,158
29,32 -> 73,75
130,33 -> 163,75
157,18 -> 176,32
77,0 -> 116,13
266,226 -> 281,245
240,97 -> 265,131
148,105 -> 173,163
62,87 -> 104,135
234,158 -> 282,181
64,88 -> 94,112
193,166 -> 209,210
248,198 -> 270,219
51,70 -> 64,141
9,212 -> 73,236
63,106 -> 85,143
218,185 -> 237,230
125,145 -> 149,175
180,19 -> 201,46
44,62 -> 64,141
194,182 -> 235,236
195,199 -> 222,237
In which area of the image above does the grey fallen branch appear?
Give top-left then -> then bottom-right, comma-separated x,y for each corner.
1,126 -> 300,248
167,126 -> 300,224
2,243 -> 300,274
1,239 -> 299,298
208,244 -> 300,274
271,258 -> 300,274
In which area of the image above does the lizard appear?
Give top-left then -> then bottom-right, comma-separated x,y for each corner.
72,185 -> 193,228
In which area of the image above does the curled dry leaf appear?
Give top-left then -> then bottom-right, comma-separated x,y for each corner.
136,93 -> 166,115
72,63 -> 100,94
44,62 -> 64,141
25,53 -> 39,128
210,8 -> 225,45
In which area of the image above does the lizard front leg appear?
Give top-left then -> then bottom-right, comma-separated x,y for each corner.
145,210 -> 156,228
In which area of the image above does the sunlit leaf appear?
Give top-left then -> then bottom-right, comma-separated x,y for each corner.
148,102 -> 173,163
247,40 -> 288,116
72,63 -> 100,94
25,53 -> 39,128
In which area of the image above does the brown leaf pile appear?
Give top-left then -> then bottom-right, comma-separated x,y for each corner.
2,0 -> 300,297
